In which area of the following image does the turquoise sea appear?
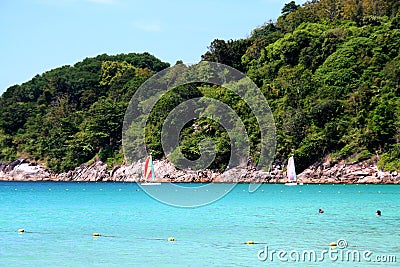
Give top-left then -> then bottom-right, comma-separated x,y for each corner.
0,182 -> 399,266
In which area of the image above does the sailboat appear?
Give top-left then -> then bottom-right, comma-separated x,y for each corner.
285,156 -> 302,186
141,154 -> 161,186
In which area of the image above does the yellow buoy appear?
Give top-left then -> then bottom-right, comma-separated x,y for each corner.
92,233 -> 101,237
17,229 -> 25,233
168,237 -> 175,242
246,240 -> 255,245
330,242 -> 337,246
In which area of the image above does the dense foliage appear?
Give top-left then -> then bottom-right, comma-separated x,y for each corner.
0,53 -> 169,172
1,0 -> 400,172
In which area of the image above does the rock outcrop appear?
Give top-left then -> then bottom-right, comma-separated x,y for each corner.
297,161 -> 400,184
0,158 -> 399,184
0,159 -> 51,181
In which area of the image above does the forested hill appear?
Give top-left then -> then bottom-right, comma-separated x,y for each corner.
0,53 -> 170,172
1,0 -> 400,173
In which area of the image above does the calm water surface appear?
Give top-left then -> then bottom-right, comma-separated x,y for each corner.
0,182 -> 399,266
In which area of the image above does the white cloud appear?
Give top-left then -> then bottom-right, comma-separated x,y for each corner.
134,21 -> 161,32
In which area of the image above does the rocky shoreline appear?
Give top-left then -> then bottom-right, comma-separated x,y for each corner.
0,158 -> 399,184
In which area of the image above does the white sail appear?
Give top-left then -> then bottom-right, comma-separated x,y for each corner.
287,156 -> 296,182
285,156 -> 298,186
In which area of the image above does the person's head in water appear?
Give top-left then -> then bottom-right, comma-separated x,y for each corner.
318,208 -> 324,214
376,210 -> 381,216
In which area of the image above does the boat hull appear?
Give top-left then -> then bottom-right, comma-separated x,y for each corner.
140,182 -> 161,186
284,182 -> 303,186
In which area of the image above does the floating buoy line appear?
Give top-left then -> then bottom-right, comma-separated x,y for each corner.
16,229 -> 56,235
16,229 -> 175,241
13,230 -> 383,248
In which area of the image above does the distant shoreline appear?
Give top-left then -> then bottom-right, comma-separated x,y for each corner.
1,158 -> 399,184
0,180 -> 399,185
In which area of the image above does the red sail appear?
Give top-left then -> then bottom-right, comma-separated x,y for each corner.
144,155 -> 152,180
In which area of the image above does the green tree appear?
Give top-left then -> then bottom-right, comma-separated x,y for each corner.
100,61 -> 136,86
201,39 -> 251,71
282,1 -> 300,15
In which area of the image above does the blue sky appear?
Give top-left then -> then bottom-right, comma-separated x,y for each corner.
0,0 -> 303,94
